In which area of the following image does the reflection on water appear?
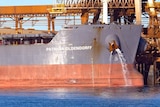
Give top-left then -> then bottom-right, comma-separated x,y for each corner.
0,87 -> 160,107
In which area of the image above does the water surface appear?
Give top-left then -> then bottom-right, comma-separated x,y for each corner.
0,87 -> 160,107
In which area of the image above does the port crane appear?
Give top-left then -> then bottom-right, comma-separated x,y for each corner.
0,0 -> 138,34
48,0 -> 138,24
146,0 -> 160,85
135,0 -> 160,86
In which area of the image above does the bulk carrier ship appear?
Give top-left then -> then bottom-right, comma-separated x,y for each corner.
0,0 -> 146,88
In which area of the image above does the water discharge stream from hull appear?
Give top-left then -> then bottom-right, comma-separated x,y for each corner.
108,52 -> 113,87
115,48 -> 132,86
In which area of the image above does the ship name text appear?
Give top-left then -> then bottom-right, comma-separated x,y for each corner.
46,46 -> 92,51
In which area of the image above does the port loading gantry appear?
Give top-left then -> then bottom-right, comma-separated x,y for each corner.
137,0 -> 160,86
0,0 -> 137,34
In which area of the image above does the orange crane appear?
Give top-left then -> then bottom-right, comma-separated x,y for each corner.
0,0 -> 136,34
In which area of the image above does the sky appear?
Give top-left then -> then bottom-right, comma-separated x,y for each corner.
0,0 -> 53,6
0,0 -> 160,6
0,0 -> 159,6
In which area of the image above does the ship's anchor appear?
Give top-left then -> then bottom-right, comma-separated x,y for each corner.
108,40 -> 119,52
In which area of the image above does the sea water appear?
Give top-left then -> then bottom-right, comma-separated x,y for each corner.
0,87 -> 160,107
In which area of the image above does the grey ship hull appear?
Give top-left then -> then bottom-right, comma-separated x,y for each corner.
0,24 -> 144,87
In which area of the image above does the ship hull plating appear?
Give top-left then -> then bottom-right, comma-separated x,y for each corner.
0,24 -> 144,87
0,64 -> 143,88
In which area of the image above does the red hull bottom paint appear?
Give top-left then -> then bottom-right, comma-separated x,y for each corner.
0,64 -> 143,88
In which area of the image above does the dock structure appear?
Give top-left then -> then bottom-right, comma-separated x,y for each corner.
135,0 -> 160,86
0,0 -> 136,34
